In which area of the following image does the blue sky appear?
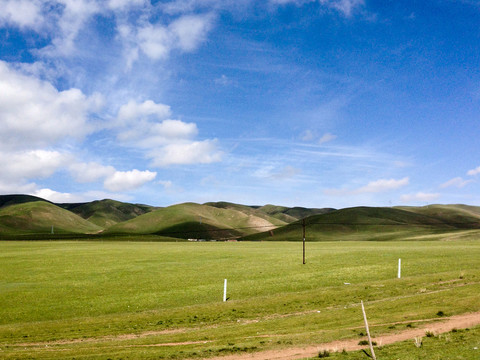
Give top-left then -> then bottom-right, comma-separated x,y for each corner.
0,0 -> 479,208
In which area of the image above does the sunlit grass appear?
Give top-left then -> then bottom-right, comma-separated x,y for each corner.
1,239 -> 479,358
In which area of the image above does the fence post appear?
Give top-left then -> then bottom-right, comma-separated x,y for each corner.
361,300 -> 377,360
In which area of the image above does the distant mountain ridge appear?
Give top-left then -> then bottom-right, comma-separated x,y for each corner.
1,194 -> 479,241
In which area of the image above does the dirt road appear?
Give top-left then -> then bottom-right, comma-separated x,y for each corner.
203,311 -> 480,360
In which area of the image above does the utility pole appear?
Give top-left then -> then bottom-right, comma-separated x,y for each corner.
302,219 -> 306,265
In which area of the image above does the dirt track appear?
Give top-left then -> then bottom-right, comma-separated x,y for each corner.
203,311 -> 480,360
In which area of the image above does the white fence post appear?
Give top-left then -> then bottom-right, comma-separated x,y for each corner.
223,279 -> 227,302
398,258 -> 401,279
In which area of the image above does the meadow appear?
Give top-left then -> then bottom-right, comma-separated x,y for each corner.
1,236 -> 480,359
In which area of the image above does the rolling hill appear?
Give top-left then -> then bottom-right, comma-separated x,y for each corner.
60,199 -> 156,228
0,201 -> 102,235
1,194 -> 480,241
242,205 -> 480,241
105,202 -> 286,240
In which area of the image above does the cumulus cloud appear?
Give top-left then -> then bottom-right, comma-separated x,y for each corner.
149,140 -> 222,167
33,188 -> 85,203
117,100 -> 171,124
400,192 -> 440,203
0,61 -> 99,150
69,162 -> 116,183
0,150 -> 69,181
0,0 -> 44,29
440,177 -> 473,189
137,13 -> 214,60
115,99 -> 222,167
104,169 -> 157,192
325,177 -> 409,196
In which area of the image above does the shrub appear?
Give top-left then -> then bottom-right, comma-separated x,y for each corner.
318,350 -> 330,358
358,340 -> 377,346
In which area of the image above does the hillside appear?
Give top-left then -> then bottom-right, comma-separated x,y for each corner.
0,194 -> 52,209
242,205 -> 480,241
205,201 -> 293,225
0,201 -> 102,236
1,194 -> 480,241
105,202 -> 285,240
60,199 -> 156,228
258,204 -> 335,222
396,204 -> 480,228
206,202 -> 335,224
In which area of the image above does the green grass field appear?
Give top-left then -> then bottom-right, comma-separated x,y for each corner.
1,237 -> 480,359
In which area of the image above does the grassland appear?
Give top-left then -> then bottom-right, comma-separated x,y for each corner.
1,237 -> 480,359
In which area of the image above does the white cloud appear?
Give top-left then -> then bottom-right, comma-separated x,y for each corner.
467,166 -> 480,176
170,14 -> 214,52
0,180 -> 37,195
114,99 -> 221,167
254,165 -> 300,180
0,61 -> 99,150
325,177 -> 409,196
318,132 -> 337,145
108,0 -> 146,10
157,180 -> 173,189
0,150 -> 69,182
137,24 -> 172,60
440,177 -> 473,189
41,0 -> 102,56
214,74 -> 232,86
104,169 -> 157,192
0,0 -> 43,29
301,130 -> 315,141
269,0 -> 365,17
32,188 -> 84,203
69,162 -> 116,183
400,192 -> 440,204
149,140 -> 222,167
117,100 -> 171,123
357,177 -> 409,194
137,13 -> 214,60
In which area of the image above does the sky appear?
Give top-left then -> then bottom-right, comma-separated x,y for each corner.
0,0 -> 479,208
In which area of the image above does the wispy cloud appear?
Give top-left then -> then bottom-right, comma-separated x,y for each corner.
400,192 -> 440,204
325,177 -> 409,196
467,166 -> 480,176
269,0 -> 365,17
440,177 -> 473,189
318,132 -> 337,145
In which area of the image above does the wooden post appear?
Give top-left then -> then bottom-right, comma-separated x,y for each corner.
361,300 -> 376,360
302,219 -> 306,265
397,258 -> 401,279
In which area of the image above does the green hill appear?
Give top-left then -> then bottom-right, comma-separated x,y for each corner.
205,201 -> 290,226
0,201 -> 102,236
242,206 -> 480,241
60,199 -> 156,228
105,202 -> 283,240
396,204 -> 480,228
206,202 -> 335,224
0,194 -> 52,209
259,205 -> 335,221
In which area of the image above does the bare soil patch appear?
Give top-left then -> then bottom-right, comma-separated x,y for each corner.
202,311 -> 480,360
